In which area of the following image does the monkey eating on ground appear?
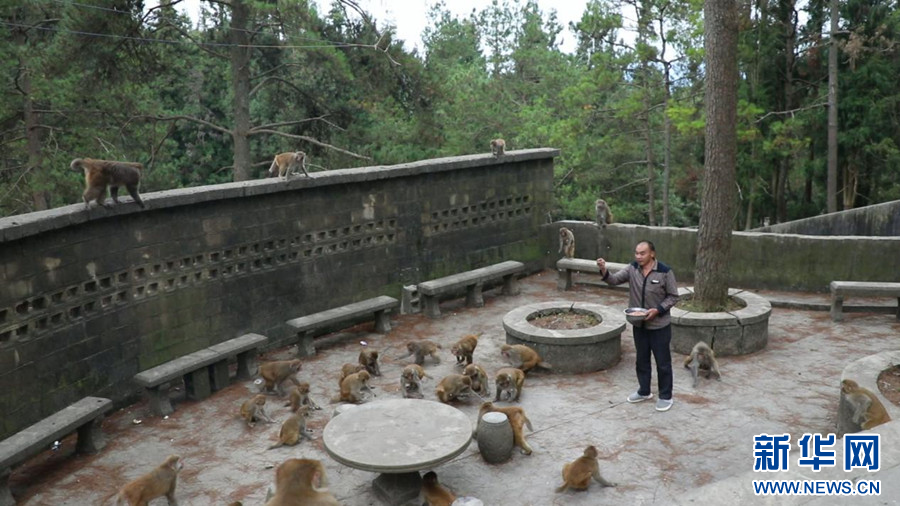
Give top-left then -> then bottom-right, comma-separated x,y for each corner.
555,445 -> 617,492
421,471 -> 457,506
333,370 -> 375,403
500,344 -> 552,374
267,406 -> 313,450
683,341 -> 722,388
479,402 -> 534,455
112,454 -> 182,506
400,363 -> 430,399
595,199 -> 614,228
284,382 -> 321,412
268,151 -> 309,179
264,458 -> 339,506
451,334 -> 479,366
358,348 -> 382,376
559,227 -> 575,259
397,340 -> 442,365
490,138 -> 506,157
240,394 -> 275,428
70,158 -> 145,209
435,374 -> 475,404
494,367 -> 526,402
463,363 -> 490,397
258,359 -> 303,396
338,362 -> 366,387
841,379 -> 892,431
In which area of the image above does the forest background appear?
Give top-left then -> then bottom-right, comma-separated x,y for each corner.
2,0 -> 898,226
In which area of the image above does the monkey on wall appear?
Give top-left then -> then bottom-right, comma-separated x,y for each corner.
264,458 -> 339,506
559,227 -> 575,258
70,158 -> 145,209
595,199 -> 614,228
490,138 -> 506,157
112,454 -> 182,506
842,379 -> 891,431
268,151 -> 309,179
683,341 -> 722,388
555,445 -> 617,492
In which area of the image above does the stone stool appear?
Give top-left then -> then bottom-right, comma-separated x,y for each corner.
476,412 -> 513,463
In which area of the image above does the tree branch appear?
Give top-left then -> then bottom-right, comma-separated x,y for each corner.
139,115 -> 233,136
251,116 -> 329,131
754,101 -> 828,123
250,129 -> 371,160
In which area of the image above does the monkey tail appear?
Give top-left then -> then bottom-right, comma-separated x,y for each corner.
538,362 -> 553,370
554,484 -> 568,493
523,414 -> 534,432
266,441 -> 284,450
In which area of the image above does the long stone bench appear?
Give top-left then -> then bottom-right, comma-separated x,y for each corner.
556,258 -> 627,291
830,281 -> 900,322
0,396 -> 111,506
134,333 -> 268,416
287,296 -> 399,357
417,260 -> 525,319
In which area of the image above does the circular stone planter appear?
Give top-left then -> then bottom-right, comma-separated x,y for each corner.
502,301 -> 625,373
671,287 -> 771,356
837,350 -> 900,436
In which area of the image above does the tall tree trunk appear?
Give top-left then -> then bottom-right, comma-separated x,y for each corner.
826,0 -> 839,213
644,96 -> 656,226
775,0 -> 796,223
695,0 -> 738,310
21,65 -> 48,210
230,0 -> 252,181
660,15 -> 672,227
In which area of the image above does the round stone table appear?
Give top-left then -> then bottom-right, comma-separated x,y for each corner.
323,398 -> 472,505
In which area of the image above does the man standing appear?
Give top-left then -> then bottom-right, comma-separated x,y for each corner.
597,241 -> 679,411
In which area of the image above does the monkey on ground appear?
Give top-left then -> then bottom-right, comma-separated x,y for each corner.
463,363 -> 490,397
559,227 -> 575,259
338,362 -> 366,387
555,445 -> 617,492
435,374 -> 475,403
422,471 -> 457,506
358,349 -> 382,376
240,394 -> 275,428
595,199 -> 614,228
494,367 -> 526,402
400,363 -> 430,399
267,406 -> 313,450
500,344 -> 552,374
451,334 -> 479,366
284,382 -> 321,412
398,340 -> 442,365
264,458 -> 339,506
490,138 -> 506,157
70,158 -> 145,209
842,379 -> 891,430
112,454 -> 182,506
333,370 -> 375,403
683,341 -> 722,388
268,151 -> 309,179
479,402 -> 534,455
259,359 -> 303,396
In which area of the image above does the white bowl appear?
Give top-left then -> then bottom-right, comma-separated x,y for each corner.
624,307 -> 648,325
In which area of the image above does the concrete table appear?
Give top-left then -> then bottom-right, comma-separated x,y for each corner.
323,398 -> 472,505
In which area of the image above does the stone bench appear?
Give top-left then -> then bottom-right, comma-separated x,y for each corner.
556,258 -> 627,291
417,261 -> 525,319
134,333 -> 268,416
287,296 -> 399,357
0,396 -> 112,506
830,281 -> 900,322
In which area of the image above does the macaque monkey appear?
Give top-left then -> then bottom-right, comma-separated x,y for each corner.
500,344 -> 552,374
333,370 -> 374,403
479,402 -> 534,455
358,349 -> 382,376
240,394 -> 275,428
558,227 -> 575,259
555,445 -> 617,492
451,334 -> 479,366
259,359 -> 303,396
435,374 -> 474,403
400,364 -> 430,399
264,458 -> 339,506
595,199 -> 613,228
421,471 -> 457,506
463,364 -> 490,397
494,367 -> 526,402
841,379 -> 891,430
70,158 -> 145,209
490,138 -> 506,157
268,151 -> 309,179
113,454 -> 182,506
338,363 -> 366,387
683,341 -> 722,388
284,382 -> 321,412
267,407 -> 313,450
398,340 -> 442,365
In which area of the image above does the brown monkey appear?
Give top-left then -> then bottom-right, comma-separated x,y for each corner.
500,344 -> 552,373
240,394 -> 275,428
422,471 -> 457,506
264,458 -> 339,506
70,158 -> 145,209
683,341 -> 722,388
358,349 -> 382,376
338,362 -> 366,387
113,454 -> 182,506
435,374 -> 474,403
490,138 -> 506,157
595,199 -> 614,227
259,359 -> 303,396
267,407 -> 313,450
333,370 -> 374,403
494,367 -> 526,402
398,340 -> 442,365
842,379 -> 891,430
463,363 -> 490,397
400,364 -> 430,399
559,227 -> 575,259
451,334 -> 479,366
555,445 -> 617,492
284,382 -> 321,412
479,402 -> 534,455
268,151 -> 309,179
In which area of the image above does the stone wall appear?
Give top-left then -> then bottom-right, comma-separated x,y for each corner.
0,149 -> 557,439
752,199 -> 900,236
